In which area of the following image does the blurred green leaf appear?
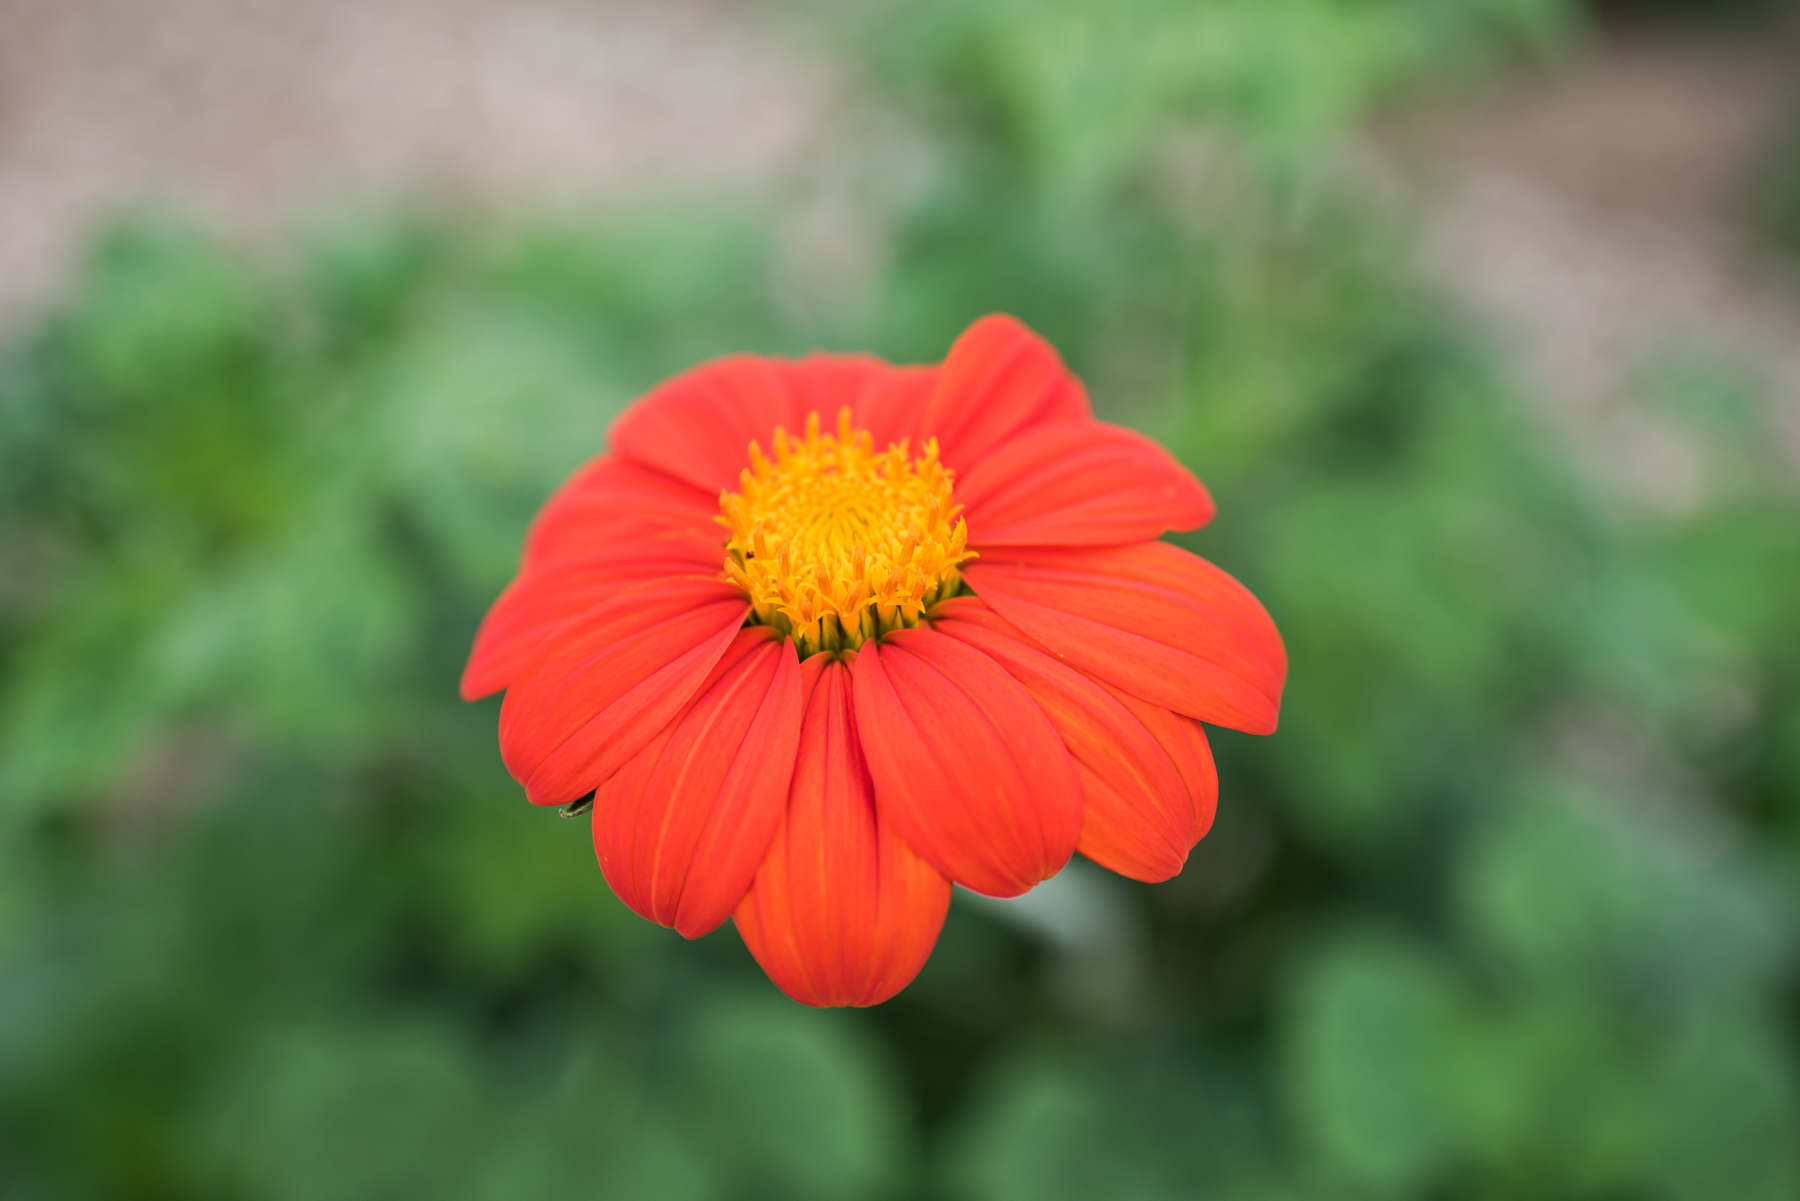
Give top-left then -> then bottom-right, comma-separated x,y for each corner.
189,1019 -> 489,1201
675,994 -> 910,1200
1458,789 -> 1794,1008
1287,934 -> 1461,1194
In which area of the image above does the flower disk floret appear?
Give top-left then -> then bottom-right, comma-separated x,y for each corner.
719,408 -> 973,658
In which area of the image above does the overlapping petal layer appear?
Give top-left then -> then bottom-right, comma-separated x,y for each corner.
594,626 -> 803,938
735,658 -> 951,1007
932,598 -> 1214,882
462,535 -> 722,701
920,314 -> 1091,470
612,354 -> 938,495
498,578 -> 748,806
965,542 -> 1286,734
958,421 -> 1214,546
524,455 -> 719,565
1097,684 -> 1218,872
853,629 -> 1082,897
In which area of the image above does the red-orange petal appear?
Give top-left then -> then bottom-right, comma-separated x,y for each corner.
461,534 -> 723,701
852,629 -> 1082,897
523,455 -> 721,567
932,598 -> 1210,882
919,314 -> 1091,472
965,542 -> 1285,735
498,578 -> 748,806
734,657 -> 952,1007
826,361 -> 939,455
611,353 -> 931,495
959,421 -> 1214,546
592,627 -> 803,938
1104,683 -> 1218,854
610,355 -> 817,494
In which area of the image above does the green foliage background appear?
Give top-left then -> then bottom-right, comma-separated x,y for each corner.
3,1 -> 1799,1198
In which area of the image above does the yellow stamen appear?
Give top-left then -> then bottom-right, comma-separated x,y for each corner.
719,407 -> 974,658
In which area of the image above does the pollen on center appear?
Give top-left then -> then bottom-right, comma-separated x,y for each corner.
718,407 -> 973,658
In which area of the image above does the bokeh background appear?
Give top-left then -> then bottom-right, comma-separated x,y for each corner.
3,0 -> 1800,1197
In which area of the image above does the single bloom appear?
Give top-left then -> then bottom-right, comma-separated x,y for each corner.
462,314 -> 1286,1007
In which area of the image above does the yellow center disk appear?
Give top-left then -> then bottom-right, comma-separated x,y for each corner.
718,408 -> 974,658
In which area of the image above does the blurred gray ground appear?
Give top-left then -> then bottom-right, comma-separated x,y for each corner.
0,0 -> 831,323
1388,23 -> 1800,496
0,0 -> 1796,469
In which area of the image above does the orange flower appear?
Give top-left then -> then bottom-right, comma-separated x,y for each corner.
462,315 -> 1286,1007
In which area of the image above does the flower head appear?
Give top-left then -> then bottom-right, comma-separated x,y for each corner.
462,315 -> 1286,1007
